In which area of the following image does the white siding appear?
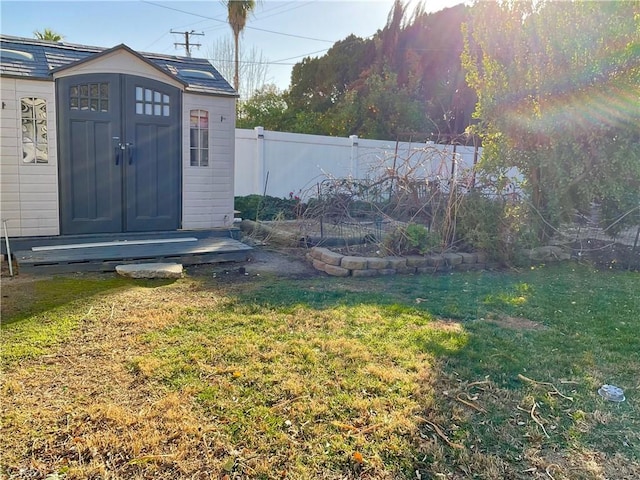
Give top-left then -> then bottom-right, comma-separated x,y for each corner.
0,78 -> 59,237
182,93 -> 236,229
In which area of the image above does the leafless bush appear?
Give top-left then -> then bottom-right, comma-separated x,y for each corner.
296,146 -> 472,253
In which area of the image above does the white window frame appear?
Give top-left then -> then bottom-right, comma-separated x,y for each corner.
20,97 -> 49,164
189,109 -> 209,167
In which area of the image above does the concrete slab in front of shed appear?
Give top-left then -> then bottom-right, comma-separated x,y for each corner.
116,263 -> 183,279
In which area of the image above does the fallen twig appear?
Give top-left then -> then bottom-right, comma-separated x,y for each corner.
517,402 -> 550,438
415,416 -> 464,449
545,463 -> 560,480
467,379 -> 491,389
518,374 -> 574,401
331,421 -> 359,432
455,393 -> 486,413
531,402 -> 549,437
359,423 -> 382,434
271,395 -> 308,411
330,421 -> 381,435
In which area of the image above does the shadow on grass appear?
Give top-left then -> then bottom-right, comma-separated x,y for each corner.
230,264 -> 640,466
1,274 -> 179,367
2,263 -> 638,478
1,275 -> 176,326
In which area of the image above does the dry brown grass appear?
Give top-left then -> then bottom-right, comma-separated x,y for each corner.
2,263 -> 639,479
2,282 -> 226,478
2,279 -> 432,478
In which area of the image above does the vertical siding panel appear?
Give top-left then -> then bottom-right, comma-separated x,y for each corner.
2,79 -> 60,236
182,93 -> 235,229
0,78 -> 22,236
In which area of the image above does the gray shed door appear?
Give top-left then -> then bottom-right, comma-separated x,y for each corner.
58,74 -> 181,235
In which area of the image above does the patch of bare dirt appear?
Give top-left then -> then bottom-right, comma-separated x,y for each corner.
246,247 -> 317,277
484,315 -> 546,331
1,245 -> 319,289
1,258 -> 42,286
186,245 -> 318,280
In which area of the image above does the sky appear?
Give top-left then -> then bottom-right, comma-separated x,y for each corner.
1,0 -> 466,90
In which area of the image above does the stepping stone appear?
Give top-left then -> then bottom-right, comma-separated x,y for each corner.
116,263 -> 183,279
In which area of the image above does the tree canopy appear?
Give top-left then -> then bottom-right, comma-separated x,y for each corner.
226,0 -> 257,93
240,2 -> 475,141
462,0 -> 640,237
33,29 -> 63,42
237,0 -> 639,239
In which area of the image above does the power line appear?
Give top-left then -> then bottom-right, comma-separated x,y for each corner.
209,57 -> 298,67
171,30 -> 204,57
254,0 -> 319,22
208,27 -> 384,67
142,0 -> 335,43
208,46 -> 340,67
143,30 -> 172,51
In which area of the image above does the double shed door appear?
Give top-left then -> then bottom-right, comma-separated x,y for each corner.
58,74 -> 181,235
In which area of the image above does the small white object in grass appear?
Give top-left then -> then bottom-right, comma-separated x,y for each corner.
598,384 -> 625,402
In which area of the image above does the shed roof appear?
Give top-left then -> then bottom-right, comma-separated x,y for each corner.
0,35 -> 237,97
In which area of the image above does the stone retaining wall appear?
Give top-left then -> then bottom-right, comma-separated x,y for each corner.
307,247 -> 488,277
307,245 -> 571,277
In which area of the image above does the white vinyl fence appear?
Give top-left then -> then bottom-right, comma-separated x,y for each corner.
235,127 -> 482,199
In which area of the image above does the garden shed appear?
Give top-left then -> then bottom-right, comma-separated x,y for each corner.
0,34 -> 238,239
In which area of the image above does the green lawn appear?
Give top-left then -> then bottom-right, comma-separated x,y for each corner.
1,263 -> 638,479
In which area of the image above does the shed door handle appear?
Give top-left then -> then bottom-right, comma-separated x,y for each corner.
126,143 -> 134,165
113,137 -> 121,166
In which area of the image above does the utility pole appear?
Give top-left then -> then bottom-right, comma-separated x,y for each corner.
171,30 -> 204,57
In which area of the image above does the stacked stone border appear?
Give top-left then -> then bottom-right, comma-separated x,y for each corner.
307,245 -> 571,277
307,247 -> 488,277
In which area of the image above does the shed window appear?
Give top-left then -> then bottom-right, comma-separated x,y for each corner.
136,86 -> 170,116
190,110 -> 209,167
69,82 -> 109,112
21,97 -> 48,164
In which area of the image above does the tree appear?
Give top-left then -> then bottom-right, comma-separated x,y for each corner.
287,35 -> 375,113
33,29 -> 63,42
322,69 -> 431,139
375,0 -> 407,72
284,1 -> 475,140
208,36 -> 269,99
226,0 -> 257,93
462,0 -> 640,239
237,84 -> 291,130
401,4 -> 475,139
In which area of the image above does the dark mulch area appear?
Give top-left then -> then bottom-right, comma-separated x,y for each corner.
573,239 -> 640,271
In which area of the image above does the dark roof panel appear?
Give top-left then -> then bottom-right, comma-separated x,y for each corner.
0,35 -> 237,97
